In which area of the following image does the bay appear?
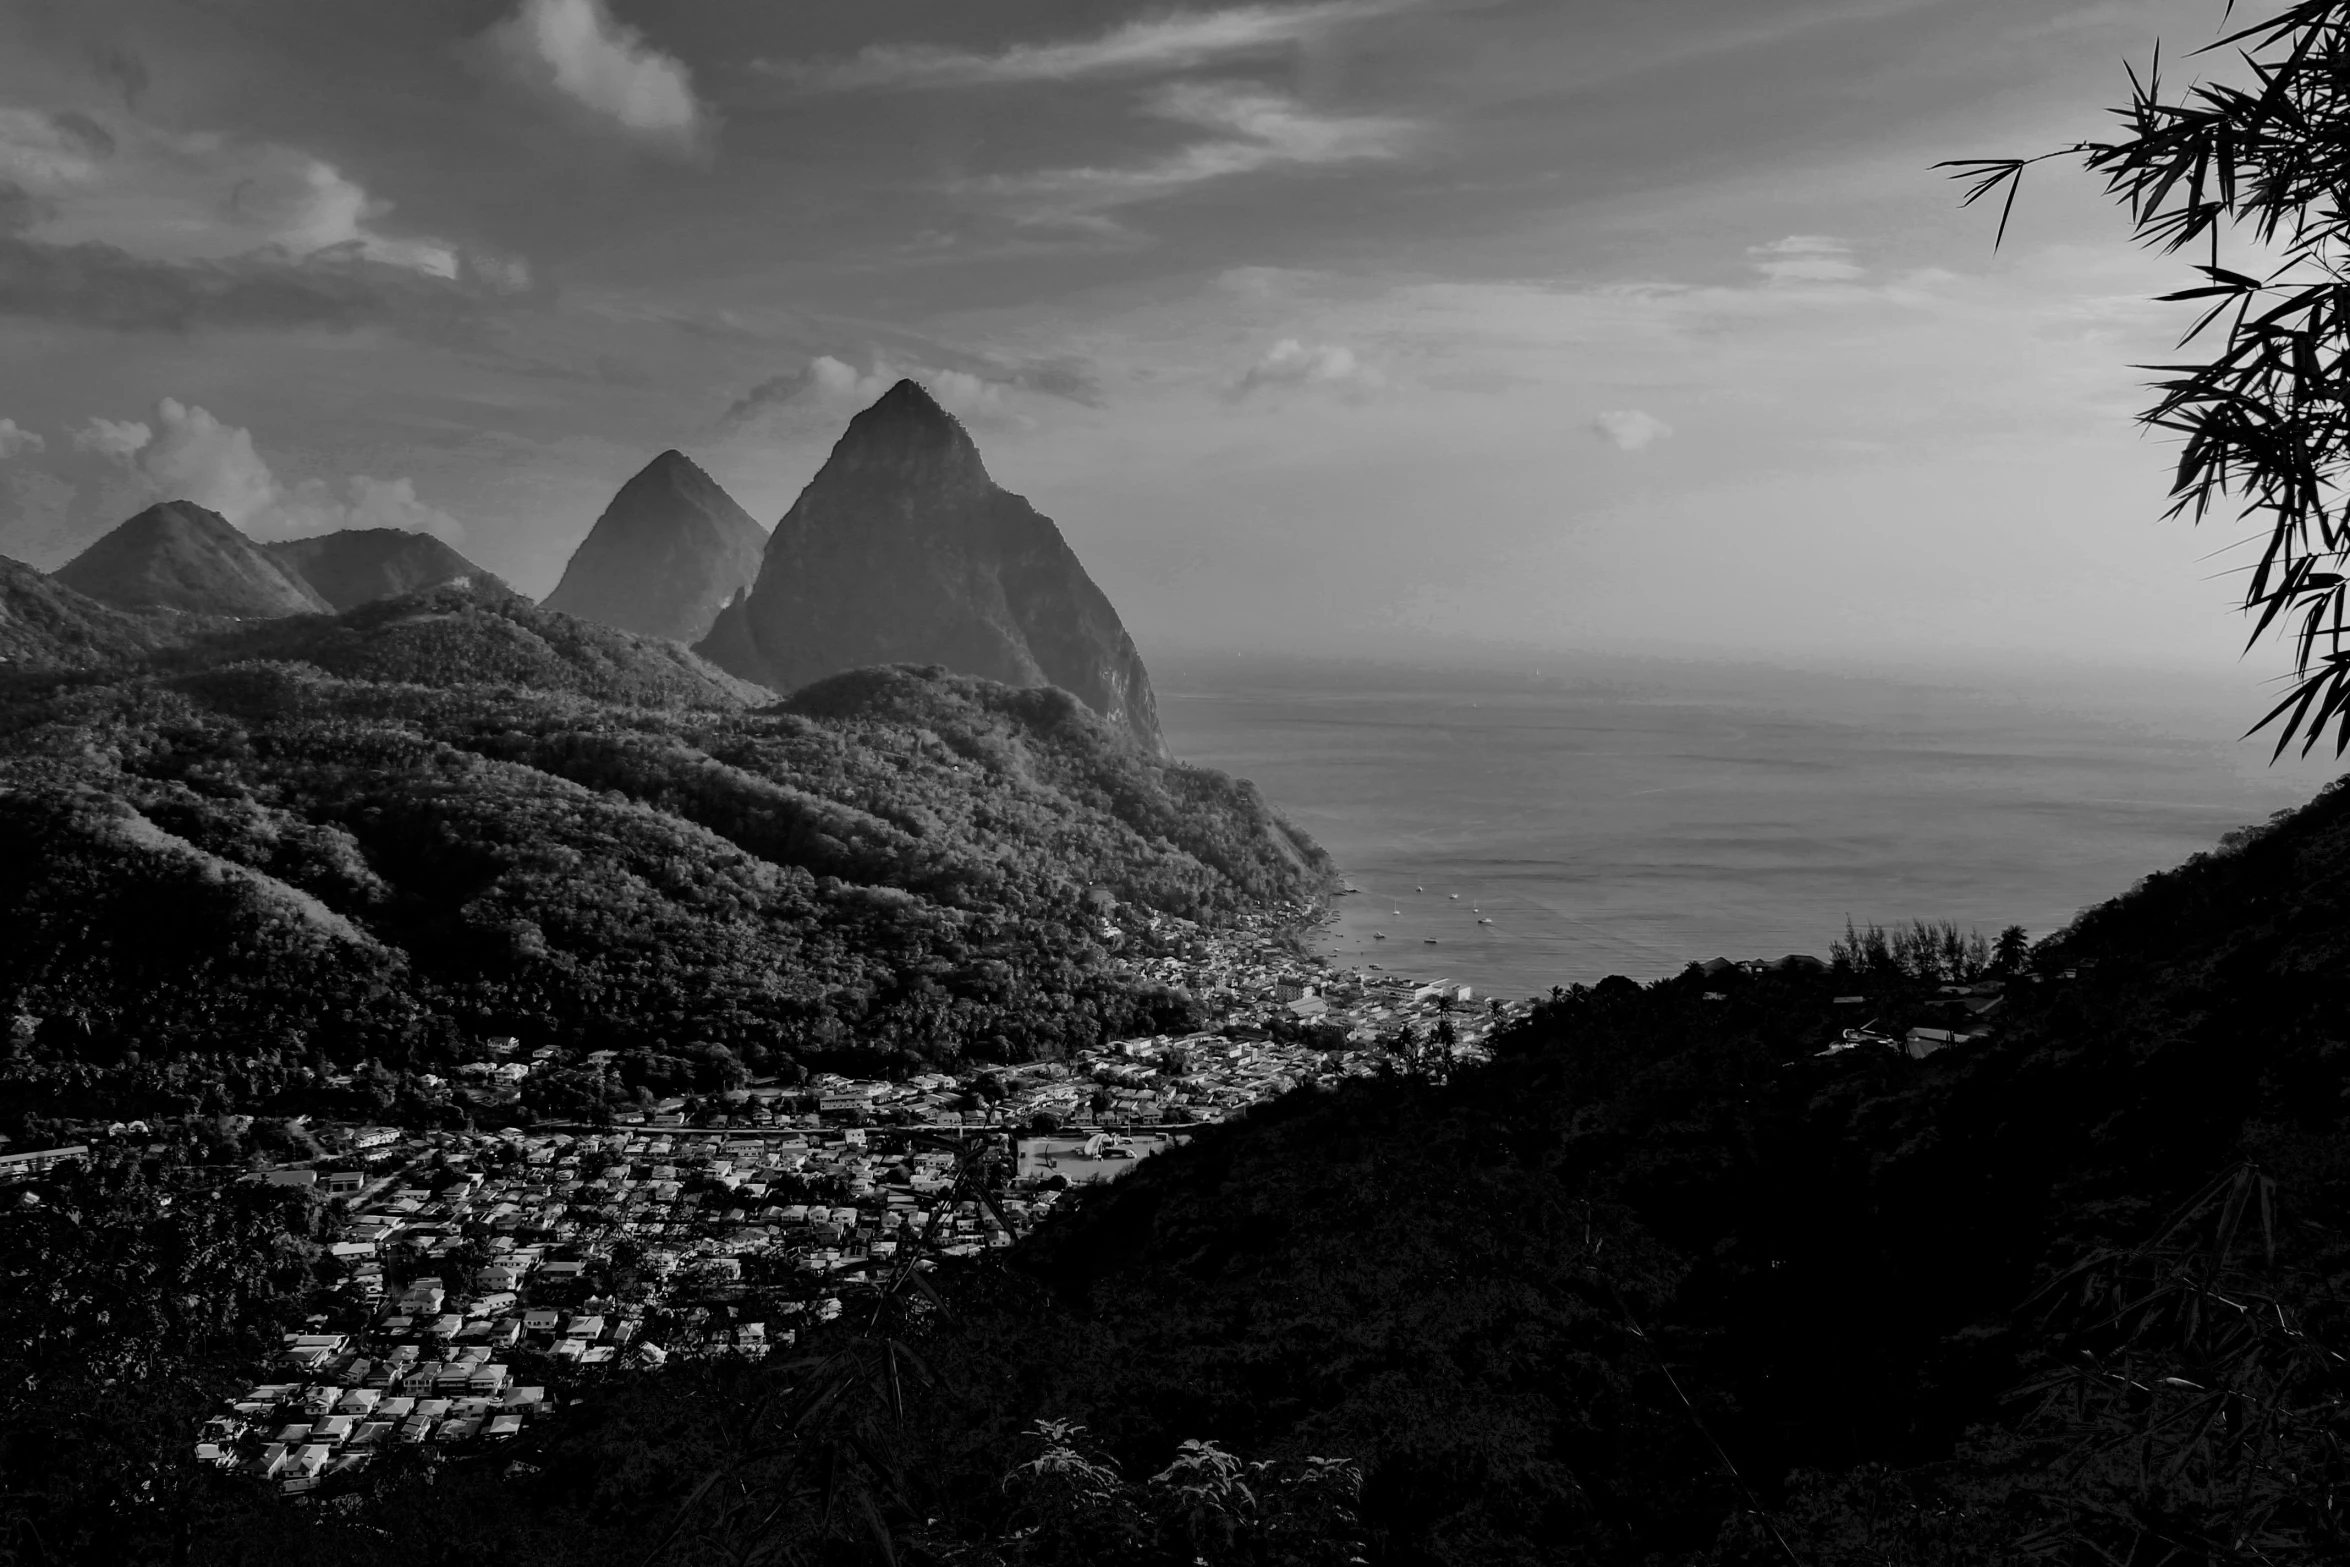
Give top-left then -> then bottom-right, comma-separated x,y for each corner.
1153,652 -> 2342,999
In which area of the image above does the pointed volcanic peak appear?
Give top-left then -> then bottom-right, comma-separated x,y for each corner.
264,529 -> 502,612
541,449 -> 767,643
52,501 -> 329,619
695,380 -> 1166,753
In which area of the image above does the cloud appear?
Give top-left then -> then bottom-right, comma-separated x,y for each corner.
976,83 -> 1410,220
71,416 -> 151,459
1230,337 -> 1384,399
0,233 -> 488,333
0,106 -> 511,332
0,418 -> 43,458
771,2 -> 1406,91
224,154 -> 460,278
1748,235 -> 1862,284
0,107 -> 114,189
485,0 -> 709,155
1591,409 -> 1673,451
3,107 -> 466,278
719,352 -> 1092,428
76,398 -> 463,541
137,398 -> 279,522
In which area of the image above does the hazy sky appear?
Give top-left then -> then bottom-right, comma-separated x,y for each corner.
0,0 -> 2298,690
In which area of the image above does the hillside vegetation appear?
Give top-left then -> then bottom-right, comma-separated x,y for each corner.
910,776 -> 2350,1564
0,556 -> 187,671
0,584 -> 1331,1133
12,772 -> 2348,1567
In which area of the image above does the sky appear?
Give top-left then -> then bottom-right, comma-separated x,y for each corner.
0,0 -> 2310,700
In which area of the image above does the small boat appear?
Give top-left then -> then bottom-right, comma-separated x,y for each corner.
1477,918 -> 1493,925
1424,938 -> 1440,945
1449,894 -> 1459,900
1415,885 -> 1424,892
1372,931 -> 1386,940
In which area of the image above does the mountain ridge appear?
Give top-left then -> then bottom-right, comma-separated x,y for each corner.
264,528 -> 501,612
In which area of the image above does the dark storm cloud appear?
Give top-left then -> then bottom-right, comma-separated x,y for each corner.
0,233 -> 484,334
1007,357 -> 1102,405
46,109 -> 117,159
0,183 -> 53,235
715,365 -> 816,427
85,42 -> 150,108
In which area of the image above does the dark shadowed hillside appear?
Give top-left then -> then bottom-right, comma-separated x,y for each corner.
21,776 -> 2350,1567
263,528 -> 499,611
855,773 -> 2350,1565
0,555 -> 182,670
53,501 -> 329,618
0,587 -> 1331,1129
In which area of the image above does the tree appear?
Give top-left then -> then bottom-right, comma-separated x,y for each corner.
1946,2 -> 2350,755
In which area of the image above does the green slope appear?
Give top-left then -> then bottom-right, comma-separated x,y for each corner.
0,587 -> 1331,1124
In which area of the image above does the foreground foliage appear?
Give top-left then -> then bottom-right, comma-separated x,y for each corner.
1948,0 -> 2350,755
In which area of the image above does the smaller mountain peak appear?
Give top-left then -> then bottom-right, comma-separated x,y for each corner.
127,499 -> 236,534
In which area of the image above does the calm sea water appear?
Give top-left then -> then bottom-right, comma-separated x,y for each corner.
1153,653 -> 2342,999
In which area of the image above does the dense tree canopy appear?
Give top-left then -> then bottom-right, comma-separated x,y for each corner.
0,585 -> 1331,1132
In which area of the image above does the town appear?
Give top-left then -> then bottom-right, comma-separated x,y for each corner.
127,914 -> 1525,1492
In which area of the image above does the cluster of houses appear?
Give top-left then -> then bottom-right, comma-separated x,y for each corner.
194,1337 -> 548,1490
185,917 -> 1531,1492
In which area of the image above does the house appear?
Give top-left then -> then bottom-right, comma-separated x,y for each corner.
324,1171 -> 366,1196
0,1145 -> 88,1182
1904,1027 -> 1976,1059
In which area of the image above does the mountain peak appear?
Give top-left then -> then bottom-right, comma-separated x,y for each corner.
542,450 -> 767,643
874,378 -> 949,418
692,385 -> 1165,753
54,500 -> 329,618
826,378 -> 987,488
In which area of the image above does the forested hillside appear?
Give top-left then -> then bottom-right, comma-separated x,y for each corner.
14,775 -> 2350,1567
928,776 -> 2350,1563
0,556 -> 186,670
0,584 -> 1331,1134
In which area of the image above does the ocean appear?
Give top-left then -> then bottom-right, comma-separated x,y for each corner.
1153,652 -> 2343,1000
